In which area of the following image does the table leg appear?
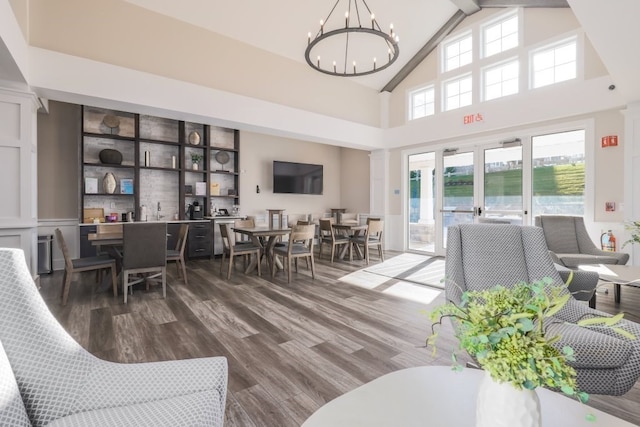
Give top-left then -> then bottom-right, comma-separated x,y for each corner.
589,293 -> 596,309
243,235 -> 263,275
614,283 -> 621,303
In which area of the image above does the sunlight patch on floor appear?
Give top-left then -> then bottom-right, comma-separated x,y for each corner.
364,253 -> 432,277
338,270 -> 390,289
404,258 -> 445,288
382,281 -> 442,305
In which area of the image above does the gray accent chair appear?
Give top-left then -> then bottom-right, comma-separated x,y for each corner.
445,224 -> 640,395
0,248 -> 227,426
535,215 -> 629,268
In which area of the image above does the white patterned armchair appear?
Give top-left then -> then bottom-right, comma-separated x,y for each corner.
0,248 -> 228,426
445,224 -> 640,396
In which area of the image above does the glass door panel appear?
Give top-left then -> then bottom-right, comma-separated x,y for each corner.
441,151 -> 475,247
483,145 -> 523,224
531,130 -> 585,217
408,152 -> 435,253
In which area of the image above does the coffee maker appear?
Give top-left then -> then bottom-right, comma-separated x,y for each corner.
188,201 -> 203,220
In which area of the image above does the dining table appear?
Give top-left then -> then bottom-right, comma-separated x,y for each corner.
332,223 -> 368,261
232,226 -> 292,275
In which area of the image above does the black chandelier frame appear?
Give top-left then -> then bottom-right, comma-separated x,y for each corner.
304,0 -> 399,77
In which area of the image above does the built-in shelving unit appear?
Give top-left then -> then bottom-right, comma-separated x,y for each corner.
80,106 -> 240,223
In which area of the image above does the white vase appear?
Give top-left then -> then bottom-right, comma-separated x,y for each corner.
476,371 -> 541,427
192,163 -> 199,171
103,172 -> 117,194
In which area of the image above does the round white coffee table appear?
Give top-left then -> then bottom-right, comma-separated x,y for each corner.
302,366 -> 634,426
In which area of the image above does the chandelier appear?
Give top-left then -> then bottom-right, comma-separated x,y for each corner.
305,0 -> 399,77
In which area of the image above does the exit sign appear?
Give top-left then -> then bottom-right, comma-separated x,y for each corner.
463,113 -> 484,125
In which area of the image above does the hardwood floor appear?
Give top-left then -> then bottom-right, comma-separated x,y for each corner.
39,252 -> 640,426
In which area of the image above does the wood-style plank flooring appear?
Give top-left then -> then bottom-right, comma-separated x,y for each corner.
38,251 -> 640,426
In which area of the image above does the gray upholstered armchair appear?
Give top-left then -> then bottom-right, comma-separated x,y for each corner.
535,215 -> 629,268
445,224 -> 640,395
0,248 -> 228,426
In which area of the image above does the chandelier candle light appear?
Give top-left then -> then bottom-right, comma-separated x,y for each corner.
305,0 -> 399,77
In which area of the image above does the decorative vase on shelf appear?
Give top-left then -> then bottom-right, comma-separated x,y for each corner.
476,371 -> 541,427
192,163 -> 199,171
103,172 -> 117,194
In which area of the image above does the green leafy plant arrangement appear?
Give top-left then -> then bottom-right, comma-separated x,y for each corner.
190,153 -> 204,164
622,221 -> 640,248
427,277 -> 634,406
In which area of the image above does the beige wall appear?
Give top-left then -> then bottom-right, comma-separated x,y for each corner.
339,147 -> 370,213
28,0 -> 380,127
240,132 -> 370,218
37,101 -> 80,219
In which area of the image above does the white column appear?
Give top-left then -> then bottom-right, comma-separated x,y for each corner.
0,88 -> 39,274
623,102 -> 640,266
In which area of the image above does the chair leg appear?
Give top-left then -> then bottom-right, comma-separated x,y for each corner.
287,257 -> 292,283
227,254 -> 233,280
161,267 -> 167,299
256,251 -> 262,277
319,242 -> 324,259
61,268 -> 72,306
60,269 -> 68,298
220,253 -> 225,276
330,245 -> 335,263
180,258 -> 188,286
379,243 -> 384,261
310,254 -> 316,279
365,244 -> 370,265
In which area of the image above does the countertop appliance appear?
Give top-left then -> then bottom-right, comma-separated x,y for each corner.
189,202 -> 204,220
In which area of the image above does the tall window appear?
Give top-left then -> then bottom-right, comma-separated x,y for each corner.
532,39 -> 577,88
483,60 -> 519,101
443,33 -> 473,72
444,75 -> 472,111
531,129 -> 585,217
483,14 -> 519,58
409,86 -> 435,120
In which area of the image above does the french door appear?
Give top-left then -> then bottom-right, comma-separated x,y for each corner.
407,129 -> 585,256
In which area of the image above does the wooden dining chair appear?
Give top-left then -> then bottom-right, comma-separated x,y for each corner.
318,218 -> 349,262
54,228 -> 117,306
167,223 -> 189,285
352,218 -> 385,264
122,223 -> 167,303
272,224 -> 316,283
220,223 -> 262,280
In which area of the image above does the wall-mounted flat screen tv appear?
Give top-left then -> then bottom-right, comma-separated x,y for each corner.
273,161 -> 323,195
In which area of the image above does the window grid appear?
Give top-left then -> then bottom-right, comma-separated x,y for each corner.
444,75 -> 472,111
483,15 -> 519,58
532,39 -> 577,88
444,34 -> 473,72
484,60 -> 519,101
410,86 -> 435,120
